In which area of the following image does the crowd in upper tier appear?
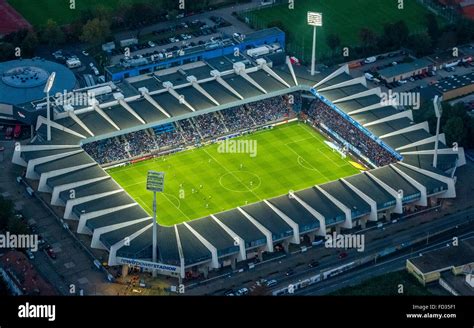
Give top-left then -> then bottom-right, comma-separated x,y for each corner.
305,98 -> 398,166
83,95 -> 294,165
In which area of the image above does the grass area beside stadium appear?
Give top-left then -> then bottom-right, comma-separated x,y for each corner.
108,122 -> 360,226
7,0 -> 151,26
241,0 -> 436,60
329,270 -> 432,296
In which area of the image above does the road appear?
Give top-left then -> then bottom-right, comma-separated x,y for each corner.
189,206 -> 474,295
293,230 -> 474,296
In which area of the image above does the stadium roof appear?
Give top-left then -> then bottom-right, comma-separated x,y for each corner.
369,166 -> 421,202
268,195 -> 320,232
187,218 -> 240,257
241,202 -> 293,242
213,209 -> 267,249
176,224 -> 212,266
14,56 -> 464,271
319,180 -> 371,219
344,173 -> 396,210
295,187 -> 346,226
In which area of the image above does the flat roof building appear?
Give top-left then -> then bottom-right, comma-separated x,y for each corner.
378,59 -> 432,83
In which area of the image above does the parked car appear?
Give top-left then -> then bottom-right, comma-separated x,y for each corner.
224,289 -> 235,296
309,260 -> 320,268
235,287 -> 249,296
338,252 -> 348,259
285,268 -> 295,276
364,56 -> 377,64
45,247 -> 57,260
26,250 -> 35,260
265,279 -> 278,287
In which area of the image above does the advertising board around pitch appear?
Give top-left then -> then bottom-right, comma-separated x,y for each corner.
146,171 -> 165,192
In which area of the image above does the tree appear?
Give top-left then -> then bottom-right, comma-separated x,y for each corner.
359,28 -> 378,49
0,196 -> 14,231
407,33 -> 433,57
437,30 -> 457,50
443,116 -> 467,146
267,20 -> 291,44
80,18 -> 111,45
326,33 -> 341,54
454,18 -> 474,44
382,20 -> 409,49
6,216 -> 29,235
426,13 -> 439,43
0,43 -> 16,61
40,19 -> 65,46
21,30 -> 39,57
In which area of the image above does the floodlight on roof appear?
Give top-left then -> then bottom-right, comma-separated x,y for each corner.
43,72 -> 56,93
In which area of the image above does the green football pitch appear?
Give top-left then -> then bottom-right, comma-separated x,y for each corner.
242,0 -> 438,60
108,122 -> 360,226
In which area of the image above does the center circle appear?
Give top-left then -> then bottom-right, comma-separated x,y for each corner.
219,171 -> 261,193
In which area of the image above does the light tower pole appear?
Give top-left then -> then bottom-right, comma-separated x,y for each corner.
146,171 -> 165,278
307,12 -> 323,76
43,72 -> 56,141
433,95 -> 443,169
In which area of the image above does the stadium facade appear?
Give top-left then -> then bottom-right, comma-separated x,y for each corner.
10,31 -> 465,279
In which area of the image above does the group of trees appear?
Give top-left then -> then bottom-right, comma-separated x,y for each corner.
414,102 -> 474,149
0,8 -> 115,61
0,196 -> 28,236
0,0 -> 249,59
320,13 -> 474,65
261,7 -> 474,66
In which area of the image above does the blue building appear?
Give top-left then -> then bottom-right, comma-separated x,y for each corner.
105,27 -> 286,81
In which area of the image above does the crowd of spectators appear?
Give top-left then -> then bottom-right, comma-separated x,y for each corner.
305,98 -> 398,167
178,119 -> 201,143
194,112 -> 227,139
126,131 -> 158,157
83,96 -> 296,165
83,137 -> 129,165
246,96 -> 290,125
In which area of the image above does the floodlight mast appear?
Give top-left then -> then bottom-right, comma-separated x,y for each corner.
146,171 -> 164,277
433,95 -> 443,169
43,72 -> 56,141
307,12 -> 322,76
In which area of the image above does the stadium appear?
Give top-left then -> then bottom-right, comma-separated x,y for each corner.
11,28 -> 465,280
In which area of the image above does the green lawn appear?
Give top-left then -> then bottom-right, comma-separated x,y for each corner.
242,0 -> 435,60
108,122 -> 360,226
7,0 -> 152,26
330,270 -> 432,296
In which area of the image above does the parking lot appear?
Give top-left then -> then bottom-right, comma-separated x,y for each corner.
350,50 -> 474,94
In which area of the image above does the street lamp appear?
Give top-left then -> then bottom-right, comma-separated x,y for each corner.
307,12 -> 323,76
433,95 -> 443,169
43,72 -> 56,141
146,170 -> 165,277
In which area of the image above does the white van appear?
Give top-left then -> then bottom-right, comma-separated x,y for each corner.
364,56 -> 377,64
26,187 -> 34,197
66,58 -> 82,68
